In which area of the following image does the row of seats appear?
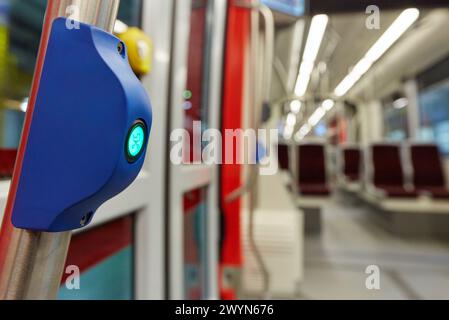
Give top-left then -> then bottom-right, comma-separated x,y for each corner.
277,141 -> 449,209
340,143 -> 449,200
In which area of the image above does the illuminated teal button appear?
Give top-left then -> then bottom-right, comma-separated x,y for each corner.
126,121 -> 146,162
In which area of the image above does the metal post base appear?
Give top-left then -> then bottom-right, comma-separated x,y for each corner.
0,230 -> 71,299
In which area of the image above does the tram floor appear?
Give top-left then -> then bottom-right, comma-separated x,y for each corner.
296,194 -> 449,300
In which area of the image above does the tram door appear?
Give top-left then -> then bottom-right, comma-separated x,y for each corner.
167,0 -> 226,299
0,0 -> 155,300
57,0 -> 174,300
0,0 -> 181,300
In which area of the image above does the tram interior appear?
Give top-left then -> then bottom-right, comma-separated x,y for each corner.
1,0 -> 449,300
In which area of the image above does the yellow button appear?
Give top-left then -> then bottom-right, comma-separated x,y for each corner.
116,27 -> 153,76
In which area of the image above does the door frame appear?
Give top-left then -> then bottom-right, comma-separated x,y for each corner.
167,0 -> 227,300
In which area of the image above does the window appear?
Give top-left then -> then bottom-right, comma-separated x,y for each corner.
58,216 -> 135,300
418,80 -> 449,154
183,187 -> 208,300
383,94 -> 409,141
417,55 -> 449,155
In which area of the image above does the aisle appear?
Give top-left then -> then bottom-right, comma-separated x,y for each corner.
298,195 -> 449,299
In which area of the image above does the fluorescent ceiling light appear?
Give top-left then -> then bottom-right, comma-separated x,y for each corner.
300,123 -> 311,135
286,112 -> 296,127
296,99 -> 333,140
303,15 -> 329,62
294,62 -> 313,96
393,97 -> 408,109
335,75 -> 356,97
294,14 -> 328,97
295,123 -> 312,140
304,99 -> 334,131
308,107 -> 326,127
334,8 -> 419,97
351,58 -> 373,78
365,8 -> 420,62
290,100 -> 302,114
283,125 -> 294,140
322,99 -> 335,111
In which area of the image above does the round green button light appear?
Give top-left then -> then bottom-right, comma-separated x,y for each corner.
126,122 -> 146,162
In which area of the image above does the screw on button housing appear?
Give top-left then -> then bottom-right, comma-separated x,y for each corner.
80,212 -> 92,226
117,41 -> 125,57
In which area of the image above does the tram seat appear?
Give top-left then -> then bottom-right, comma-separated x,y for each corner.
277,142 -> 293,188
299,183 -> 331,196
363,143 -> 449,214
337,145 -> 362,192
277,143 -> 289,171
410,143 -> 449,199
296,142 -> 331,207
365,143 -> 418,199
0,148 -> 18,178
343,147 -> 361,182
297,143 -> 330,195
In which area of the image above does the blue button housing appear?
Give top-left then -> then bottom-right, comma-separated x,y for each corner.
11,18 -> 152,232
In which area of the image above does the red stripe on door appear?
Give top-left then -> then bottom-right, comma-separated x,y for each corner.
220,1 -> 250,268
60,216 -> 133,284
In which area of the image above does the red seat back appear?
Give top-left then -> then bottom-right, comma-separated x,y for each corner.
342,147 -> 361,181
277,144 -> 289,171
410,144 -> 445,188
297,144 -> 327,186
0,149 -> 18,178
371,144 -> 404,188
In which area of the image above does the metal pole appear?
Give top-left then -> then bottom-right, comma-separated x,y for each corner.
247,2 -> 275,299
0,0 -> 120,300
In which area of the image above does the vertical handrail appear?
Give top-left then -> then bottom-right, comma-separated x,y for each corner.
0,0 -> 120,300
258,4 -> 274,107
249,2 -> 274,299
